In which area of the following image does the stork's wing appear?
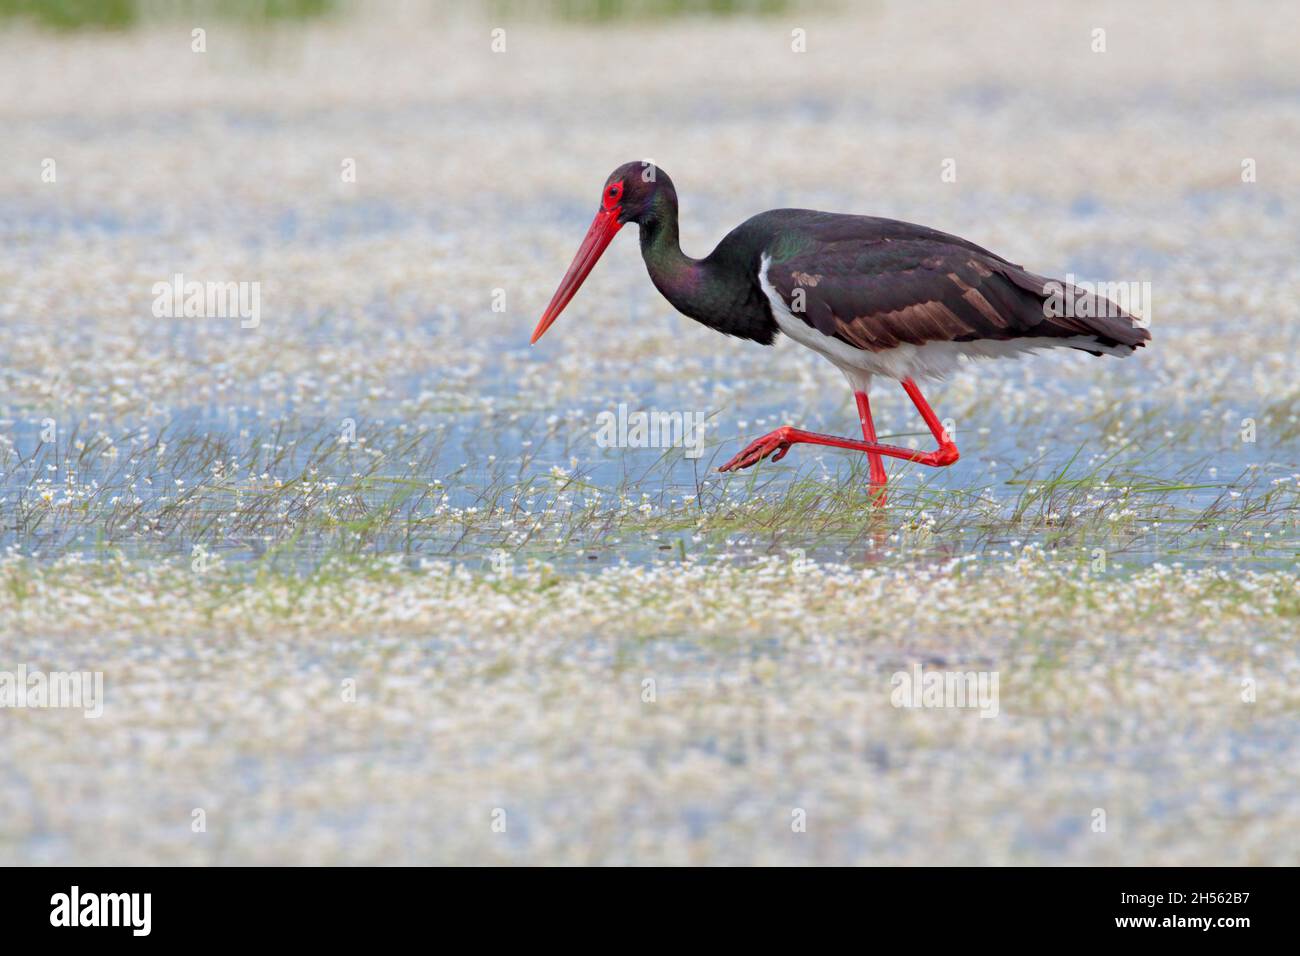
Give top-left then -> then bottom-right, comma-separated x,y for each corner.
764,217 -> 1150,354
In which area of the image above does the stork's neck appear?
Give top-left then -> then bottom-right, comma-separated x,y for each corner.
637,194 -> 776,344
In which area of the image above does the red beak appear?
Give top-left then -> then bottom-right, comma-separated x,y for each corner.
531,205 -> 624,344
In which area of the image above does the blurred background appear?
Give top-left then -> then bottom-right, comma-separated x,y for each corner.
1,0 -> 798,30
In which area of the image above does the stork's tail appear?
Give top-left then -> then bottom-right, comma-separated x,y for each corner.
1002,266 -> 1152,355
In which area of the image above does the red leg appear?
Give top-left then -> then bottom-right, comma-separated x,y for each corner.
900,377 -> 957,455
719,377 -> 959,473
855,391 -> 888,492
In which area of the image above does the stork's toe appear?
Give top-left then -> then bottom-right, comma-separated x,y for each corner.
719,431 -> 792,471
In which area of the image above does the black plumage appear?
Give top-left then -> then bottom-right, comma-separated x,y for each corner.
754,210 -> 1149,355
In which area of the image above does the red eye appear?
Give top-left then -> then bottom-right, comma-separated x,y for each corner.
603,182 -> 624,209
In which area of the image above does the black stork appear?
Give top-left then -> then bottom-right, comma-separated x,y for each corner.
531,163 -> 1150,496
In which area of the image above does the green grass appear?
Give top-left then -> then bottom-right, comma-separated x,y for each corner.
0,0 -> 337,30
4,414 -> 1296,579
0,0 -> 800,30
488,0 -> 798,22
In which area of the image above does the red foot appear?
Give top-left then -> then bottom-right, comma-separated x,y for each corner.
915,443 -> 960,467
718,427 -> 795,471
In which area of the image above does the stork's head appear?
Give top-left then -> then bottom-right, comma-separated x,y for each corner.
530,162 -> 674,344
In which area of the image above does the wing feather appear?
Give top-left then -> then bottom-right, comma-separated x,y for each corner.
765,219 -> 1149,354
